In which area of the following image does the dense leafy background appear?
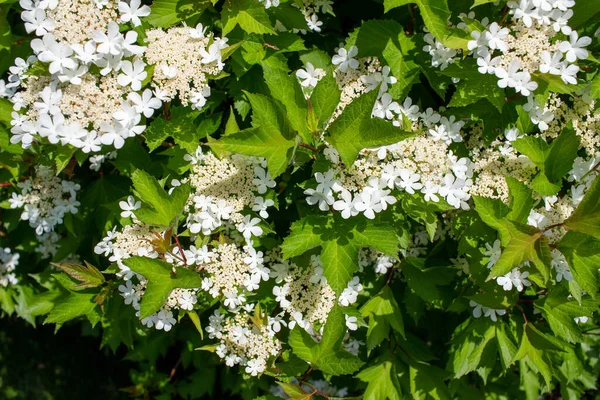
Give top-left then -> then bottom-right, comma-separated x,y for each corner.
2,0 -> 600,399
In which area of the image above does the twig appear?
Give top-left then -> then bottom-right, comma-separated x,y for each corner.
515,304 -> 528,324
580,159 -> 600,181
406,4 -> 416,35
173,234 -> 187,265
0,182 -> 13,187
298,366 -> 312,384
543,223 -> 564,233
168,356 -> 182,381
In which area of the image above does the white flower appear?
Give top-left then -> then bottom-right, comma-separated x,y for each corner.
496,268 -> 531,292
373,93 -> 400,120
128,89 -> 162,118
119,195 -> 141,218
539,51 -> 563,75
304,188 -> 334,211
252,197 -> 274,219
245,359 -> 265,376
23,8 -> 56,36
177,291 -> 197,310
558,31 -> 591,62
155,310 -> 176,331
332,45 -> 359,73
296,62 -> 323,88
118,0 -> 151,27
558,62 -> 579,85
495,58 -> 522,89
469,301 -> 506,322
353,190 -> 382,219
190,86 -> 211,110
93,22 -> 125,56
306,13 -> 323,32
117,60 -> 147,91
484,22 -> 509,52
273,285 -> 291,308
37,35 -> 76,74
253,167 -> 276,194
421,181 -> 440,202
395,169 -> 422,194
477,53 -> 500,74
420,107 -> 441,127
189,23 -> 207,39
345,315 -> 358,331
333,189 -> 358,219
238,215 -> 263,239
484,239 -> 502,268
399,97 -> 420,121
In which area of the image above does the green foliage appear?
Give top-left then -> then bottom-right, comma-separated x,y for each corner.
131,169 -> 191,227
123,257 -> 204,318
2,0 -> 600,398
328,89 -> 414,166
209,92 -> 297,177
282,215 -> 401,293
289,305 -> 365,375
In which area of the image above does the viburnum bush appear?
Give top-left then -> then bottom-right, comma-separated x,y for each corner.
1,0 -> 600,398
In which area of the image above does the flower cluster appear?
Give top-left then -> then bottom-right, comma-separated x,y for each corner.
7,0 -> 159,152
269,253 -> 337,334
466,1 -> 588,115
8,166 -> 80,237
207,309 -> 282,376
144,24 -> 228,108
0,248 -> 19,287
184,150 -> 275,234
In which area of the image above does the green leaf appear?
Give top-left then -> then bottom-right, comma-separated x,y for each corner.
262,64 -> 311,142
538,293 -> 590,344
383,0 -> 470,50
123,257 -> 203,318
447,319 -> 496,378
144,106 -> 202,153
328,89 -> 414,166
222,0 -> 276,36
320,241 -> 359,295
224,106 -> 240,136
282,215 -> 401,293
310,70 -> 341,130
473,196 -> 510,245
505,176 -> 533,224
530,173 -> 561,197
557,232 -> 600,298
512,323 -> 566,391
360,286 -> 405,351
448,74 -> 505,112
564,176 -> 600,238
146,0 -> 208,27
276,382 -> 313,400
52,261 -> 105,290
131,169 -> 191,227
488,222 -> 551,282
100,295 -> 136,351
288,305 -> 364,375
402,257 -> 454,303
471,0 -> 499,7
512,136 -> 550,168
496,323 -> 518,370
568,0 -> 600,29
544,124 -> 580,183
408,359 -> 452,400
357,358 -> 402,400
45,291 -> 100,325
209,92 -> 296,178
